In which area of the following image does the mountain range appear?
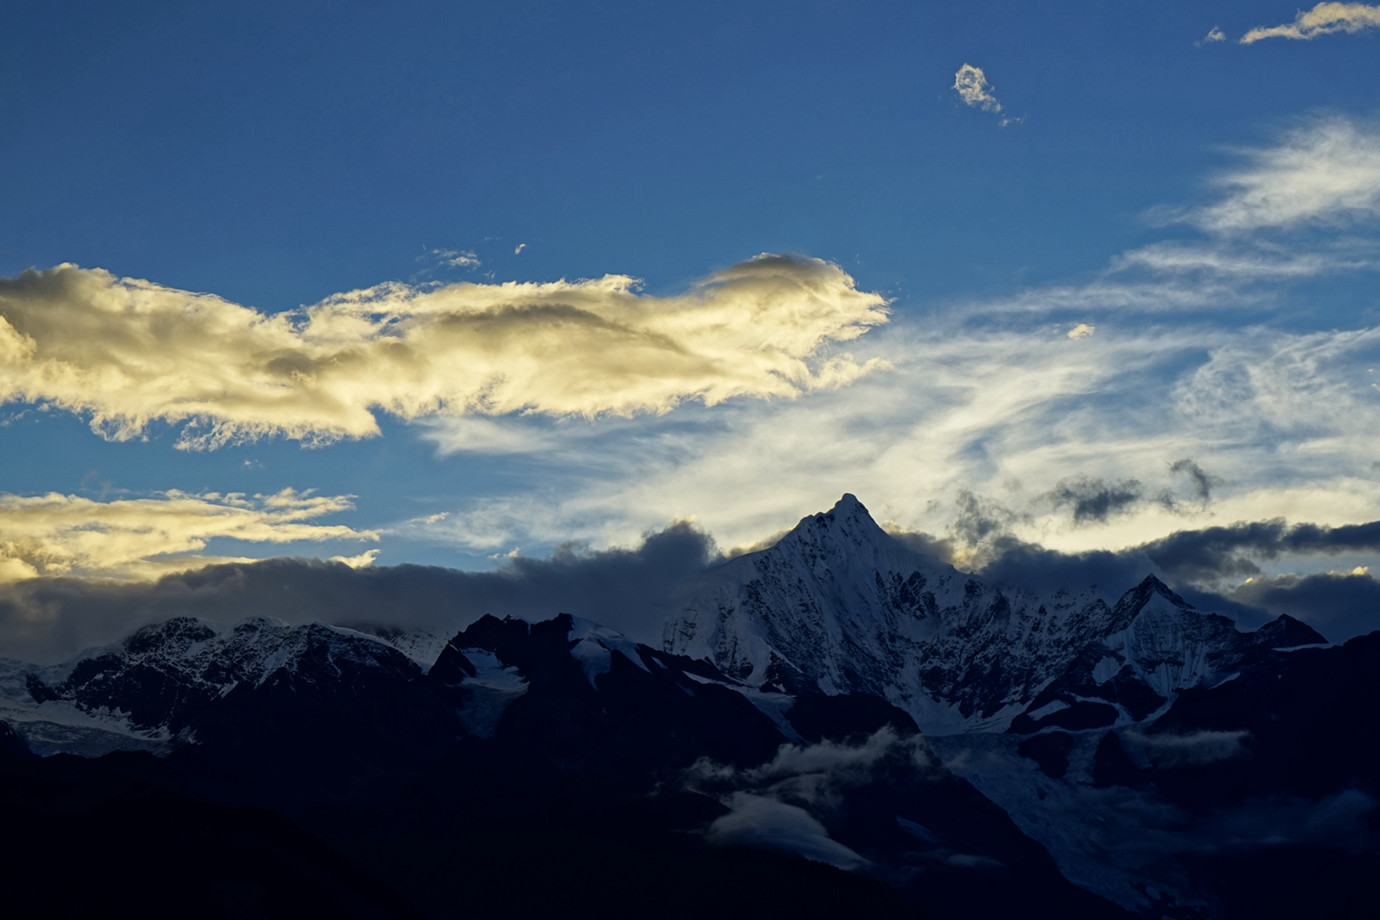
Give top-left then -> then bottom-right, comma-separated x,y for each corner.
2,495 -> 1375,919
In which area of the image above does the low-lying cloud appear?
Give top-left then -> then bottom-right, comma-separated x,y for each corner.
1140,519 -> 1380,586
0,519 -> 721,663
684,726 -> 931,870
0,254 -> 887,448
1122,729 -> 1252,768
900,513 -> 1380,641
1229,570 -> 1380,640
706,793 -> 869,870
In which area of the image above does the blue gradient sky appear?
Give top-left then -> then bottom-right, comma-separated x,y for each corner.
3,1 -> 1379,600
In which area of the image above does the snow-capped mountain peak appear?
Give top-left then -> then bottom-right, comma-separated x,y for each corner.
661,495 -> 1323,735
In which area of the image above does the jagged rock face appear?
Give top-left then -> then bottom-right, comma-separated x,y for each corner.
1009,582 -> 1327,735
662,495 -> 1106,728
662,495 -> 1322,733
431,612 -> 790,775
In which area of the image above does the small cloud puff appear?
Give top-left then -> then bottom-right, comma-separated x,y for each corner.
0,255 -> 888,449
328,548 -> 380,568
1048,476 -> 1156,524
1067,322 -> 1096,339
431,248 -> 482,269
953,64 -> 1017,125
1199,27 -> 1227,46
1240,2 -> 1380,44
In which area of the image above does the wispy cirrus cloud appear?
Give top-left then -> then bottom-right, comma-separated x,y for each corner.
409,316 -> 1380,558
1240,3 -> 1380,44
0,489 -> 375,582
1174,116 -> 1380,234
1108,239 -> 1377,280
971,116 -> 1380,322
0,254 -> 887,449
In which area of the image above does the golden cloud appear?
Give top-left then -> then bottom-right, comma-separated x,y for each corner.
1241,3 -> 1380,44
953,63 -> 1003,113
0,254 -> 888,449
0,489 -> 376,582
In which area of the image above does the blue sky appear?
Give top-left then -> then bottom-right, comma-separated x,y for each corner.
3,2 -> 1380,633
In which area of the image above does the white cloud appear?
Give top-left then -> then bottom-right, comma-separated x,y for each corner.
1200,27 -> 1227,45
1067,323 -> 1096,339
685,727 -> 927,870
1122,729 -> 1251,767
408,283 -> 1380,565
1183,116 -> 1380,234
329,548 -> 380,568
707,794 -> 869,870
741,726 -> 930,789
0,254 -> 888,449
408,320 -> 1187,550
0,489 -> 376,582
1109,239 -> 1377,279
953,64 -> 1015,124
1241,3 -> 1380,44
432,248 -> 482,269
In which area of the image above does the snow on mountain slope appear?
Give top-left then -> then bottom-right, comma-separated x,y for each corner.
1008,579 -> 1326,735
11,615 -> 425,749
0,654 -> 175,756
662,495 -> 1102,730
661,495 -> 1320,735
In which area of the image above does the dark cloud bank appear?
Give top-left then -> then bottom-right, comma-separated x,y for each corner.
0,524 -> 714,663
954,518 -> 1380,642
3,512 -> 1378,663
1044,459 -> 1220,526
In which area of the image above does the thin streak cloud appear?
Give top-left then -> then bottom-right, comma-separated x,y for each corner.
409,310 -> 1380,567
0,254 -> 888,449
1240,3 -> 1380,44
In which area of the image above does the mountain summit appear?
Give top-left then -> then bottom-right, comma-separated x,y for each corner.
663,494 -> 1320,733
